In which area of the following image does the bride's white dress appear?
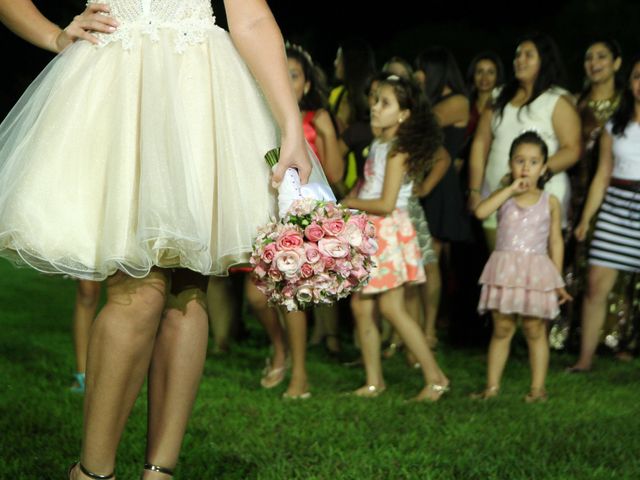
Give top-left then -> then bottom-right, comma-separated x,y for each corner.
0,0 -> 326,279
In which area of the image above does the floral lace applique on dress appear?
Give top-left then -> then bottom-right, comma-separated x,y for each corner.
87,0 -> 217,52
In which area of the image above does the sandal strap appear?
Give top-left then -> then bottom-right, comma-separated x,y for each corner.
144,464 -> 174,476
78,462 -> 115,479
74,373 -> 86,389
428,383 -> 450,393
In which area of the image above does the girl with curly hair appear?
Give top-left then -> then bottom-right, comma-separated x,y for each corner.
341,76 -> 449,401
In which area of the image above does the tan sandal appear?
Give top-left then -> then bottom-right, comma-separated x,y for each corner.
408,382 -> 451,403
470,386 -> 499,400
352,384 -> 386,398
524,389 -> 548,403
260,357 -> 288,389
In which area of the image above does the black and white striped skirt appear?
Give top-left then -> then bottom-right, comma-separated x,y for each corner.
589,182 -> 640,272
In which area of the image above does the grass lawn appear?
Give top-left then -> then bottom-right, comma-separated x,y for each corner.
0,259 -> 639,479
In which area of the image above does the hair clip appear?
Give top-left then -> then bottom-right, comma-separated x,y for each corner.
285,41 -> 314,67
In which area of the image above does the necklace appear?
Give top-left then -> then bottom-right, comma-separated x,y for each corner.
586,92 -> 621,124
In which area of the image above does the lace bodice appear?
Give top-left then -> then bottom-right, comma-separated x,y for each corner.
87,0 -> 217,52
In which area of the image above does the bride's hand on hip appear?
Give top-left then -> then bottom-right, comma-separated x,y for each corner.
56,3 -> 118,51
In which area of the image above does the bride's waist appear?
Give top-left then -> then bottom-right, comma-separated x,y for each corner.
89,1 -> 216,25
88,12 -> 219,51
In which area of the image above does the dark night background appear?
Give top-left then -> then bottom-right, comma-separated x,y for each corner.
1,0 -> 639,118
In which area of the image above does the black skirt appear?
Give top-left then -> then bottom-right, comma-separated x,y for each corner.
420,164 -> 472,243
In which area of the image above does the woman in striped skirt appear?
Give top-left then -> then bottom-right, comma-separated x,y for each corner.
569,55 -> 640,371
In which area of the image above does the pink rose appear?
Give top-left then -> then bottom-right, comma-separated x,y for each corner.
318,238 -> 349,258
314,273 -> 334,289
351,253 -> 364,268
313,261 -> 325,274
301,263 -> 314,278
335,259 -> 353,278
323,256 -> 336,270
359,238 -> 378,255
304,222 -> 325,242
274,250 -> 303,276
348,214 -> 368,230
261,243 -> 277,263
341,223 -> 363,248
364,221 -> 376,238
254,263 -> 268,278
324,203 -> 336,215
322,219 -> 346,237
351,265 -> 368,280
276,229 -> 304,251
268,268 -> 283,282
282,285 -> 295,299
304,243 -> 322,264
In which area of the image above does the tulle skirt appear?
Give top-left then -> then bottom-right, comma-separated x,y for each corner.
477,250 -> 565,319
0,26 -> 319,279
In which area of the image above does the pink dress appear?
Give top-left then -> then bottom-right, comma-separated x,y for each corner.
478,191 -> 564,319
302,111 -> 320,158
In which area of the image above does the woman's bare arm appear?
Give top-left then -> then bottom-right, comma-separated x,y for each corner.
0,1 -> 117,53
225,0 -> 311,184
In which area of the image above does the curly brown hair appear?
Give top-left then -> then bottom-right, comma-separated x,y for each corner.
380,76 -> 443,182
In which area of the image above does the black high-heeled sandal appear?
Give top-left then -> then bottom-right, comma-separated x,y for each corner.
143,463 -> 174,477
69,462 -> 115,479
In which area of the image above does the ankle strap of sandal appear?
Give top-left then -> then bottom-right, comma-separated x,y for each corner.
78,462 -> 115,479
144,464 -> 174,476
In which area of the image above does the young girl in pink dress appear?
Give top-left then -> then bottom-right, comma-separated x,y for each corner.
473,131 -> 572,402
341,75 -> 449,401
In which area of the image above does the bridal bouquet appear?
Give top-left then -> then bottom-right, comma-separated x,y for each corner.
250,149 -> 377,311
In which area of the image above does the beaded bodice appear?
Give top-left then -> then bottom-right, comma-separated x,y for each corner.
495,192 -> 550,255
87,0 -> 217,52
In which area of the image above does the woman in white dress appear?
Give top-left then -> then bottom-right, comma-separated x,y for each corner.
0,1 -> 315,478
468,33 -> 581,249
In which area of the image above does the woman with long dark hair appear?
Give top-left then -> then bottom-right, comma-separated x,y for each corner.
411,46 -> 471,348
330,38 -> 376,193
561,40 -> 631,354
466,51 -> 505,141
468,33 -> 581,249
569,54 -> 640,372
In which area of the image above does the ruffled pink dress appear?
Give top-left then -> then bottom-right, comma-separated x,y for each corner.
478,191 -> 564,319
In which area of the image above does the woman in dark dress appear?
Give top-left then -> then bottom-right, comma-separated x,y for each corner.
412,47 -> 472,347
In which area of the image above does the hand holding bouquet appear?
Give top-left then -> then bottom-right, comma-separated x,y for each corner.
250,149 -> 377,311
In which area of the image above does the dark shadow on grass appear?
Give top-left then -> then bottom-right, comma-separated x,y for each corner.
183,454 -> 259,480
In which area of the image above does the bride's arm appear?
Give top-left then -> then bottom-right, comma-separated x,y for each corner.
0,0 -> 117,53
224,0 -> 311,185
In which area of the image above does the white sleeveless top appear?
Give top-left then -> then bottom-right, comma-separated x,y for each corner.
358,140 -> 413,209
606,121 -> 640,180
483,87 -> 571,228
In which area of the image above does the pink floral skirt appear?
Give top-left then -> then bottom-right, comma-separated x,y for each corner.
362,208 -> 425,295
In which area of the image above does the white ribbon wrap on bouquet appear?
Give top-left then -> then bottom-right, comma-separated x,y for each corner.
273,166 -> 336,218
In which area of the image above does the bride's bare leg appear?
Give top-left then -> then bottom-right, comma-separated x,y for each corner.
145,273 -> 209,478
71,280 -> 101,387
72,271 -> 168,479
